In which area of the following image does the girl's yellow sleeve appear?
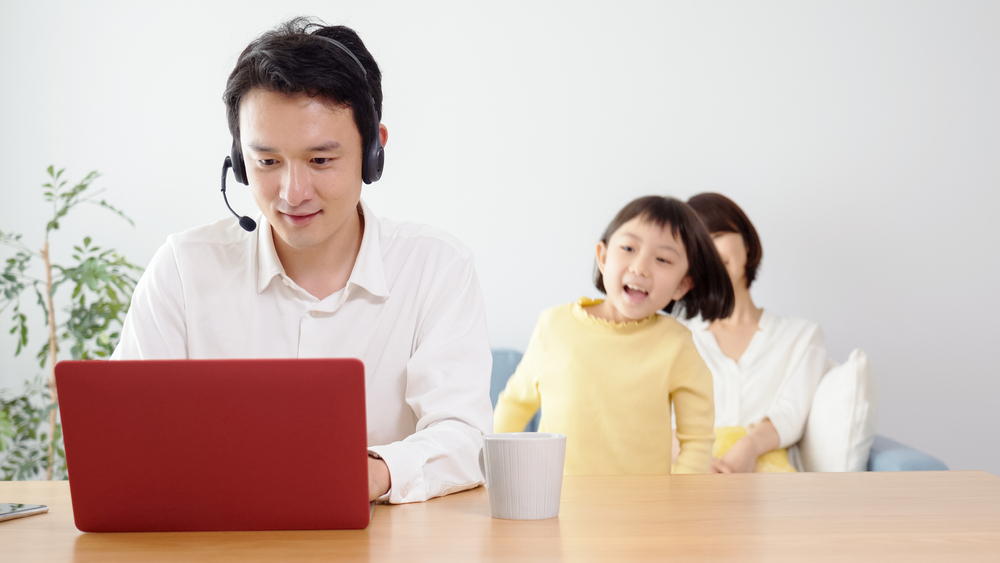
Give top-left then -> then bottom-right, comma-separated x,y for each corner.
670,335 -> 716,474
493,322 -> 545,433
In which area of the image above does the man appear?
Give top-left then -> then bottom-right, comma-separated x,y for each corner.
112,18 -> 493,504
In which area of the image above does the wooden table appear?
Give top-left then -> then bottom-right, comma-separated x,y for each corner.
3,471 -> 999,562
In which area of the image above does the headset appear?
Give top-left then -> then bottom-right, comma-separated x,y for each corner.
221,34 -> 385,232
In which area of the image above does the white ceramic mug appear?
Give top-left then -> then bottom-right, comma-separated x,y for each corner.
480,433 -> 567,520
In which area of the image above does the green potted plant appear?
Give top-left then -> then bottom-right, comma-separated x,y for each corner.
0,166 -> 143,480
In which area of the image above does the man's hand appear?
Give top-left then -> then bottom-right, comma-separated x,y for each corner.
368,456 -> 391,501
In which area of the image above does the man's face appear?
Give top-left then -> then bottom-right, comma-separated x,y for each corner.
239,89 -> 364,252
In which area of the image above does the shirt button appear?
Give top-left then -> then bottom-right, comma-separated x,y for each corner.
309,311 -> 319,317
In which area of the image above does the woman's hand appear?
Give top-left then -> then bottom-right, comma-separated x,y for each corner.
710,418 -> 781,474
711,437 -> 759,473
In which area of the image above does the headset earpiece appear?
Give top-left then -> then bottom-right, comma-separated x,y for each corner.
362,98 -> 384,184
230,140 -> 249,185
310,35 -> 384,184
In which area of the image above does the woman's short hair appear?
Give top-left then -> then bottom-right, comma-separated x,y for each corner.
594,196 -> 734,321
687,193 -> 763,289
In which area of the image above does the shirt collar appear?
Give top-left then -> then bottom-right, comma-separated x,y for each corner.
256,216 -> 284,294
683,310 -> 711,331
685,307 -> 770,332
254,199 -> 390,299
756,308 -> 772,332
349,199 -> 390,299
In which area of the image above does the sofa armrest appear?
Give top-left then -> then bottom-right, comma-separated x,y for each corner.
867,434 -> 948,471
489,348 -> 540,432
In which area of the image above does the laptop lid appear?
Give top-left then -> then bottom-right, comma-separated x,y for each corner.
55,358 -> 370,532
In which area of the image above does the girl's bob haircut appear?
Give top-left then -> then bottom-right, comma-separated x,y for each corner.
687,192 -> 763,289
594,196 -> 734,321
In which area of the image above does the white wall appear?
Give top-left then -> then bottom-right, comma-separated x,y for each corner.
2,1 -> 997,474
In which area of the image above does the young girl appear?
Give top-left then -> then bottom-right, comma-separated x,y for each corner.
493,196 -> 734,474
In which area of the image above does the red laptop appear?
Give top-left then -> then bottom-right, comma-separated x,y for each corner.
55,358 -> 371,532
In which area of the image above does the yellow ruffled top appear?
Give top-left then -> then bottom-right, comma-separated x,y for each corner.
493,299 -> 717,474
571,297 -> 659,333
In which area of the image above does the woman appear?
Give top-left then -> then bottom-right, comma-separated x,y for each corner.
680,193 -> 827,473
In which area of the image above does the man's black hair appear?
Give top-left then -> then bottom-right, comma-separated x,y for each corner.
223,17 -> 382,157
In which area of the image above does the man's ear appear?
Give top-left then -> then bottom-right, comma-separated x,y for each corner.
595,241 -> 608,275
672,275 -> 694,301
379,124 -> 388,147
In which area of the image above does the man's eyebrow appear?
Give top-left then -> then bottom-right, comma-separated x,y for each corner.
246,141 -> 342,153
620,231 -> 682,255
308,141 -> 341,152
247,143 -> 276,153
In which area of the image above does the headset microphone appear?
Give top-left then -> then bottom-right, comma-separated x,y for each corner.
221,156 -> 257,232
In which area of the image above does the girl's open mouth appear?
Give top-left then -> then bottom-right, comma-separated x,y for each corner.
624,284 -> 648,301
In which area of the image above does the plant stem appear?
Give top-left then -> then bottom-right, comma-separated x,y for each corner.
42,241 -> 58,481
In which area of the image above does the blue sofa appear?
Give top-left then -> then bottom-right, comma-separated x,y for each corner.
490,348 -> 947,472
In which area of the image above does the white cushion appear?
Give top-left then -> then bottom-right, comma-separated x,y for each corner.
797,349 -> 879,472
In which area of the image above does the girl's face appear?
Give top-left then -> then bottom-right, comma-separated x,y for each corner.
711,232 -> 748,290
596,217 -> 693,323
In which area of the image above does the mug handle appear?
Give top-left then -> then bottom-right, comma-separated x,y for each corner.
478,443 -> 488,485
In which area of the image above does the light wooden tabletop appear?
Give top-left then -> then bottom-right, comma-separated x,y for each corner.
2,471 -> 999,562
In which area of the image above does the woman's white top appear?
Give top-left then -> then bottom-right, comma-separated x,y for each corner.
678,310 -> 826,449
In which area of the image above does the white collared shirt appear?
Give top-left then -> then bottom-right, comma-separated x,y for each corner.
678,310 -> 826,448
112,199 -> 493,504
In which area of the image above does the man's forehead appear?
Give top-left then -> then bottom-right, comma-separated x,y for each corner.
240,89 -> 352,116
239,89 -> 357,151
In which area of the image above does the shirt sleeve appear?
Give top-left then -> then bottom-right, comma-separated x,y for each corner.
765,323 -> 826,449
367,253 -> 493,504
111,238 -> 188,360
493,321 -> 544,433
670,334 -> 716,474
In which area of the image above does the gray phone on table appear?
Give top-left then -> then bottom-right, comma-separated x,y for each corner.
0,503 -> 48,523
